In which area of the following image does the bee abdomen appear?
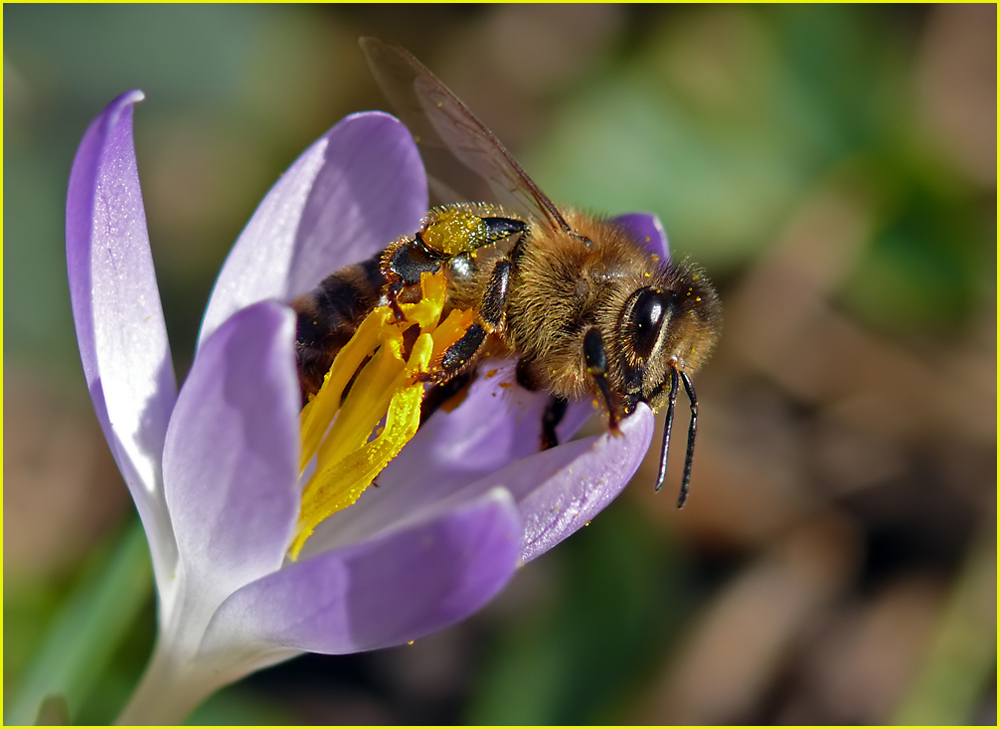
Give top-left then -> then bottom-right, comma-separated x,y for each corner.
293,253 -> 384,397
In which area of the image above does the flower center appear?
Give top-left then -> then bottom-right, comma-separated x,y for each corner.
290,271 -> 475,559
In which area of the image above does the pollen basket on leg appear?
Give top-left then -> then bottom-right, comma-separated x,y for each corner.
291,271 -> 473,560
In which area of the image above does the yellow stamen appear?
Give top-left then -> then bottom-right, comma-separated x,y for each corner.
289,270 -> 473,559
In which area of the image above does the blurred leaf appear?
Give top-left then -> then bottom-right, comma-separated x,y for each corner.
839,174 -> 993,333
6,520 -> 153,725
4,575 -> 67,693
34,695 -> 69,725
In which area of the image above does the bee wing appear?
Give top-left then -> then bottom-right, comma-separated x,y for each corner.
360,37 -> 572,234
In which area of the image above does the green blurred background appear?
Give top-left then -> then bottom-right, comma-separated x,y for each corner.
5,4 -> 996,724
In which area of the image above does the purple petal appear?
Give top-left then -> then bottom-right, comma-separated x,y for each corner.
200,112 -> 428,345
613,212 -> 670,260
506,404 -> 654,562
164,301 -> 300,600
66,90 -> 178,580
201,488 -> 521,655
301,360 -> 595,553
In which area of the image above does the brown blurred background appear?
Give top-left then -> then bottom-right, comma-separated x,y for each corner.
5,4 -> 996,724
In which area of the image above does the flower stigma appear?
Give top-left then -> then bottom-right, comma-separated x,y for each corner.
291,270 -> 476,558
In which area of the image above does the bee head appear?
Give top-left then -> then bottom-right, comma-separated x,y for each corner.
614,264 -> 720,507
617,263 -> 720,414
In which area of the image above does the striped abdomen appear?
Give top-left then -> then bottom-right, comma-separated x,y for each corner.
292,253 -> 384,399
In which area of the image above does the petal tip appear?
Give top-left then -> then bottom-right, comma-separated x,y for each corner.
613,212 -> 670,260
120,89 -> 146,105
101,90 -> 146,127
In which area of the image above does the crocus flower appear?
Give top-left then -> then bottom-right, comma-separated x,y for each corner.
67,90 -> 657,724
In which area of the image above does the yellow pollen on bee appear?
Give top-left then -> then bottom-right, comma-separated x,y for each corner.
290,270 -> 473,559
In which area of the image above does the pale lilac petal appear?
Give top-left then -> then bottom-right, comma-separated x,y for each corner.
614,212 -> 670,260
301,359 -> 594,554
200,112 -> 428,345
417,403 -> 653,564
201,488 -> 521,656
509,404 -> 654,562
164,302 -> 300,600
66,90 -> 178,581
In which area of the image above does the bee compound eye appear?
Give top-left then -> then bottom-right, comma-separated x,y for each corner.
627,288 -> 668,361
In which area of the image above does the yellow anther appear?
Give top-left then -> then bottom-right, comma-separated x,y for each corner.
289,270 -> 472,559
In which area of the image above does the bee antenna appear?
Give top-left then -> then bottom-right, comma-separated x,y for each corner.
654,367 -> 680,494
677,371 -> 698,509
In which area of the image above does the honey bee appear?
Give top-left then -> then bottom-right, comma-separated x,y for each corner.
293,38 -> 721,507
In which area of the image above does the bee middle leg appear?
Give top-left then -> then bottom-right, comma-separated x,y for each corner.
432,257 -> 512,380
540,396 -> 568,450
515,358 -> 567,450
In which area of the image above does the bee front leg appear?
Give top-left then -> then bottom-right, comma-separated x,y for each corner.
583,327 -> 620,432
384,280 -> 407,321
383,237 -> 445,320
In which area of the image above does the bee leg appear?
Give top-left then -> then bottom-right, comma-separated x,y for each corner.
515,357 -> 568,450
383,237 -> 446,320
515,357 -> 541,390
540,396 -> 568,450
477,217 -> 528,248
386,237 -> 445,284
479,258 -> 511,328
385,281 -> 406,321
583,327 -> 619,432
508,228 -> 530,267
430,257 -> 512,382
436,323 -> 486,377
